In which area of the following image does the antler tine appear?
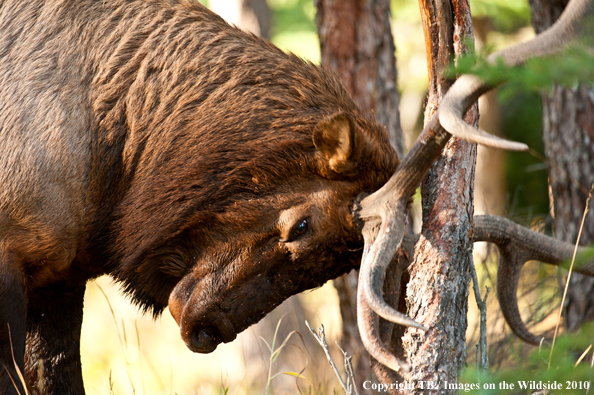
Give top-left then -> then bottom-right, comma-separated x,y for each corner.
355,0 -> 593,348
356,233 -> 420,373
439,74 -> 529,151
354,0 -> 594,369
439,0 -> 594,150
474,215 -> 594,344
357,275 -> 411,373
355,111 -> 453,334
359,199 -> 428,331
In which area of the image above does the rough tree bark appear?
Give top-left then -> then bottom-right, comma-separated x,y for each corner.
401,0 -> 478,393
315,0 -> 404,157
528,0 -> 594,332
315,0 -> 404,389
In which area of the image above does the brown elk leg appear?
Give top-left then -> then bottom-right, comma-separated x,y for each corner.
25,284 -> 86,395
0,249 -> 27,395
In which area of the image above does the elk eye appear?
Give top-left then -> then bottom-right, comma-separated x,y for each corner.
292,219 -> 309,238
282,218 -> 309,243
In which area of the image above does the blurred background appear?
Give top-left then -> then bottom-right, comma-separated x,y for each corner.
81,0 -> 562,393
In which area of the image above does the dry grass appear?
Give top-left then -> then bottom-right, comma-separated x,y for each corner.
80,277 -> 345,395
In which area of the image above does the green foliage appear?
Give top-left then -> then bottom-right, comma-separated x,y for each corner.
391,0 -> 530,33
449,46 -> 594,96
468,0 -> 531,32
447,45 -> 594,222
462,324 -> 594,394
268,0 -> 316,35
268,0 -> 319,61
500,90 -> 549,222
261,317 -> 314,395
573,247 -> 594,272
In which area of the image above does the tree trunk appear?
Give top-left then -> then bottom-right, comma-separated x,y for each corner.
315,0 -> 404,389
401,1 -> 477,393
208,0 -> 271,39
315,0 -> 404,157
528,0 -> 594,332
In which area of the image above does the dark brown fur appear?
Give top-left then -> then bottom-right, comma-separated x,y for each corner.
0,0 -> 398,393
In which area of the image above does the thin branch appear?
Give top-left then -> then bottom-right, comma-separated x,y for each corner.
305,321 -> 348,392
575,345 -> 592,367
7,324 -> 28,395
586,353 -> 594,395
336,343 -> 359,395
470,259 -> 490,372
549,183 -> 594,369
479,287 -> 490,370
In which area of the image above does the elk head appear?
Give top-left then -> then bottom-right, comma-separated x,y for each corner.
353,0 -> 594,372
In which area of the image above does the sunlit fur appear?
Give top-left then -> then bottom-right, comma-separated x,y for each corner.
0,0 -> 398,392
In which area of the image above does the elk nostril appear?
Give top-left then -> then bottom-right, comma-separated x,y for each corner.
189,327 -> 221,353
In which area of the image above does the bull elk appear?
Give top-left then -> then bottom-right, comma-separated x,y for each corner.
354,0 -> 594,373
0,0 -> 592,392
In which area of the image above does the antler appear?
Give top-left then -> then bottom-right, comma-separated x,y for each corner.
356,231 -> 420,373
474,215 -> 594,344
439,0 -> 594,147
355,109 -> 455,371
354,0 -> 593,372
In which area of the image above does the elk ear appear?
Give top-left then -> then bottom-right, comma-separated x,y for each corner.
313,112 -> 362,173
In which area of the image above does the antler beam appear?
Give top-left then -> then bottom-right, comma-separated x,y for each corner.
355,0 -> 594,372
475,215 -> 594,344
439,0 -> 594,148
